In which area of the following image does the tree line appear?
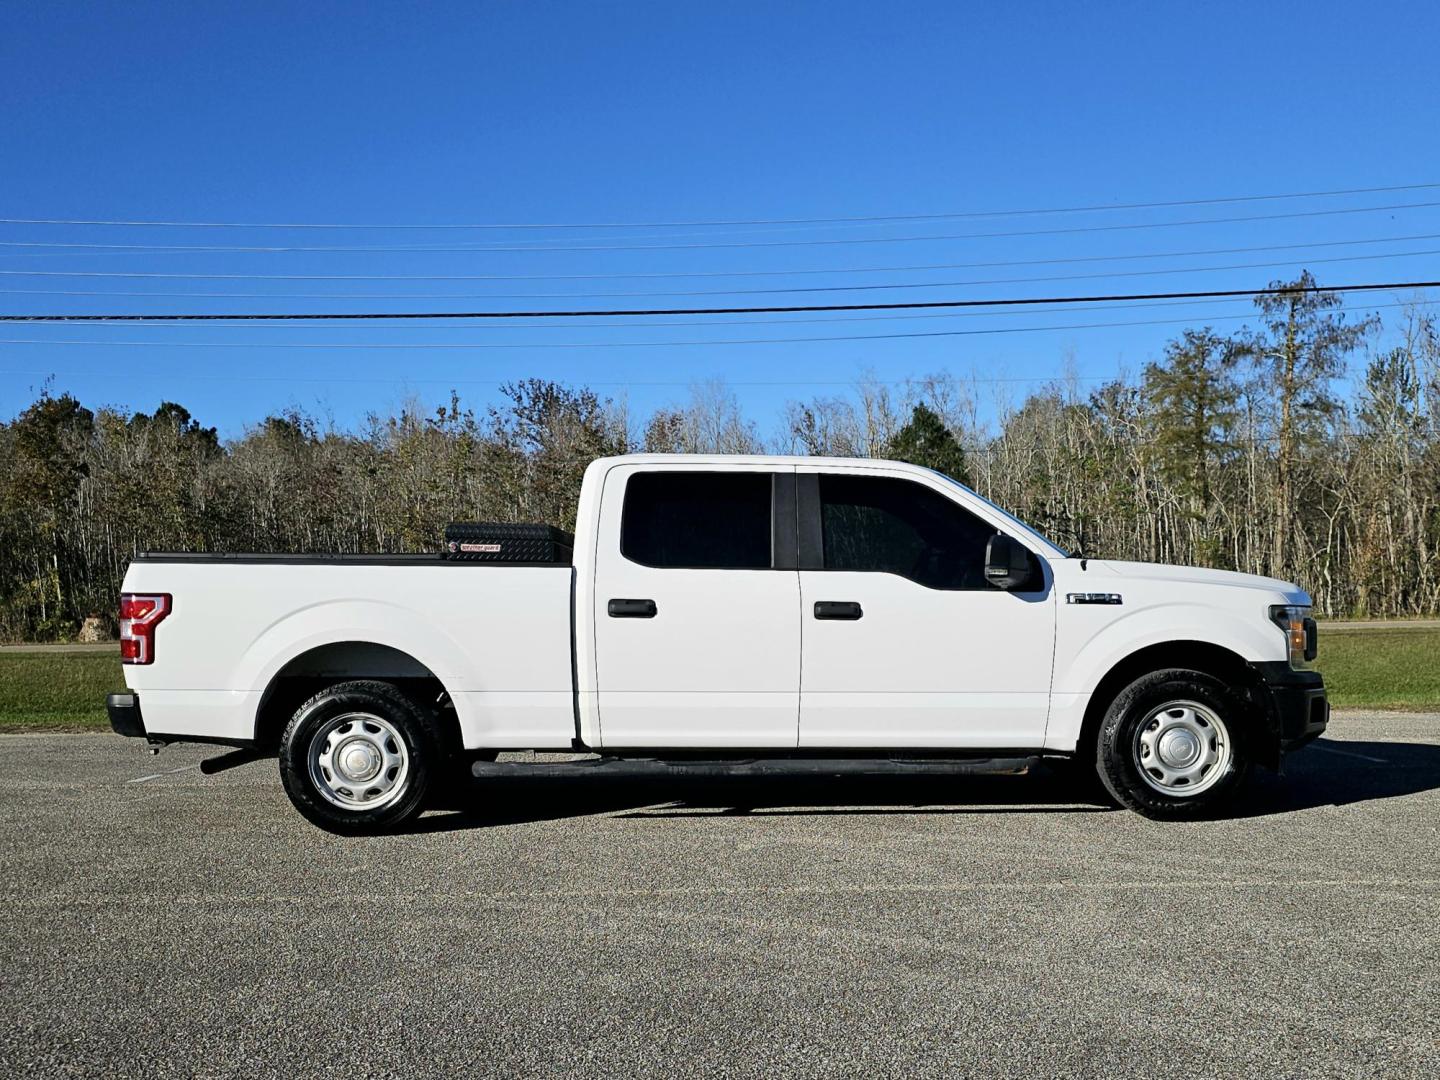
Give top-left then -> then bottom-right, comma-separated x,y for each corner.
2,273 -> 1438,640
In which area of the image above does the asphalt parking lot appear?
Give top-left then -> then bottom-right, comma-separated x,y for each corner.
3,713 -> 1438,1079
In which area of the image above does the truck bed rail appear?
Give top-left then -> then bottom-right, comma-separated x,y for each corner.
131,552 -> 572,567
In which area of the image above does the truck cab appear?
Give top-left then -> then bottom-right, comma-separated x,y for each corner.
108,454 -> 1327,832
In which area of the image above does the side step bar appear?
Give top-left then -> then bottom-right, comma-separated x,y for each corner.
472,755 -> 1040,780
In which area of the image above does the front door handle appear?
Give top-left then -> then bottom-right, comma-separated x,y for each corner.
608,598 -> 658,618
814,600 -> 863,620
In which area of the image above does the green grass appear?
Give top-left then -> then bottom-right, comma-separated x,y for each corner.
0,652 -> 125,732
1315,627 -> 1440,710
0,625 -> 1436,732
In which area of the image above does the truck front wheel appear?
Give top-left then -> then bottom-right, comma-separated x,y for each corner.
279,680 -> 440,834
1095,668 -> 1251,819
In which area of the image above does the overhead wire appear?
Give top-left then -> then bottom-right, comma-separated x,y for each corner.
0,231 -> 1435,289
0,295 -> 1268,331
3,181 -> 1437,230
2,200 -> 1439,255
4,234 -> 1438,290
0,245 -> 1437,305
9,247 -> 1435,303
0,370 -> 1119,386
0,279 -> 1434,322
0,299 -> 1426,350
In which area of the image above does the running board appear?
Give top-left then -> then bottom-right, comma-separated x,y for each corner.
472,755 -> 1040,780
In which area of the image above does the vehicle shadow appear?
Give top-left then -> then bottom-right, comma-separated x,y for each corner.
1233,738 -> 1440,818
406,737 -> 1440,833
411,765 -> 1115,833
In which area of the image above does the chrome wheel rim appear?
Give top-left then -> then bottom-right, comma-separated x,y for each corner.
307,712 -> 410,811
1132,699 -> 1231,797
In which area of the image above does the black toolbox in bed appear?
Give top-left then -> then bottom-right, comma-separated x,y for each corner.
443,522 -> 575,564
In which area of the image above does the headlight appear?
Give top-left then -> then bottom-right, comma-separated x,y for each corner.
1269,604 -> 1317,668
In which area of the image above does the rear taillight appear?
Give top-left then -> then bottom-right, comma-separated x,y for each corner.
120,593 -> 171,664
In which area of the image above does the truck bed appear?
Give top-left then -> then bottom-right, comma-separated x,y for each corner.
121,556 -> 577,749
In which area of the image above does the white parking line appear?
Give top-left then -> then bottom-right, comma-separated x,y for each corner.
1313,745 -> 1390,764
127,764 -> 199,784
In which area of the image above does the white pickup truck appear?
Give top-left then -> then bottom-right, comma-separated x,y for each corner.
107,454 -> 1327,832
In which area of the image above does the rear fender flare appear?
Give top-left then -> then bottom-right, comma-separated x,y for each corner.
240,599 -> 474,701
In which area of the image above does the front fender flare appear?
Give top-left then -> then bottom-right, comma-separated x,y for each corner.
1057,602 -> 1279,696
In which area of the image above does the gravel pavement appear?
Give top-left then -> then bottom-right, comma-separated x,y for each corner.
2,711 -> 1438,1079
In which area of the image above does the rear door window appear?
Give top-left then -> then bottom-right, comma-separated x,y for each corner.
621,471 -> 773,569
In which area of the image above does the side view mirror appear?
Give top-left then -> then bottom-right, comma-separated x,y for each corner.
984,534 -> 1039,591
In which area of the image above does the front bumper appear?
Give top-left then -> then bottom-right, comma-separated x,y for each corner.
1254,662 -> 1329,752
106,692 -> 146,738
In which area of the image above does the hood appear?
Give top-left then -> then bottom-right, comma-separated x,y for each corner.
1081,559 -> 1310,601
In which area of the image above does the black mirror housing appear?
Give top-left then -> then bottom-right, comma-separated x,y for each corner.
984,534 -> 1038,591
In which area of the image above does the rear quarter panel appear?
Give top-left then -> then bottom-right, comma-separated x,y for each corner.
121,561 -> 575,748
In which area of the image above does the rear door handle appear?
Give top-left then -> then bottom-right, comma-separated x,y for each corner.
608,598 -> 658,618
814,601 -> 863,620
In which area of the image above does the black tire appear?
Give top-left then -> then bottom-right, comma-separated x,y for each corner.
279,679 -> 441,834
1095,668 -> 1252,819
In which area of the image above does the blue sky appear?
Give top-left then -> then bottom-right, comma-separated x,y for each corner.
3,0 -> 1438,438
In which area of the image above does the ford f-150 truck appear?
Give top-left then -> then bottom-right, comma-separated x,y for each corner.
107,454 -> 1328,832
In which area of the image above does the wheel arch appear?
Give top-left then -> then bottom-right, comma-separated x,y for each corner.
253,641 -> 458,753
1075,640 -> 1279,770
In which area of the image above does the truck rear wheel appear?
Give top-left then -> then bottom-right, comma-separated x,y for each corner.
1095,668 -> 1251,819
279,680 -> 440,834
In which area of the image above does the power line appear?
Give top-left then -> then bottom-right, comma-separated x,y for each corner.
11,233 -> 1440,285
8,296 -> 1267,332
0,369 -> 1120,387
5,232 -> 1438,288
3,236 -> 1436,292
3,200 -> 1438,255
9,246 -> 1434,304
3,231 -> 1436,291
0,279 -> 1434,323
7,249 -> 1440,306
0,299 -> 1424,350
4,182 -> 1438,230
